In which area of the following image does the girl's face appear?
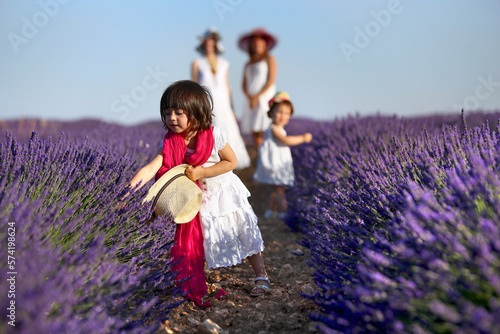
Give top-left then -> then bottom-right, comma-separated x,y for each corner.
250,35 -> 267,55
164,108 -> 191,135
272,103 -> 292,126
204,38 -> 216,53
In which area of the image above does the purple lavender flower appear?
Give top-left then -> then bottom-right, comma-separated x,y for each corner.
285,111 -> 500,333
1,123 -> 180,333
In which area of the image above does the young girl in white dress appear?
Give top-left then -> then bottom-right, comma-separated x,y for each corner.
238,28 -> 278,148
192,28 -> 250,170
129,80 -> 271,303
253,92 -> 313,219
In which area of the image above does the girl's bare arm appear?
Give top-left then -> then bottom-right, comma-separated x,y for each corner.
129,153 -> 163,190
255,55 -> 277,98
185,143 -> 237,181
191,60 -> 199,82
242,63 -> 251,99
226,70 -> 233,107
271,125 -> 312,146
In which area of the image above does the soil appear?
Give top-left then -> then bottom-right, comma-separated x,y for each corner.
158,149 -> 320,334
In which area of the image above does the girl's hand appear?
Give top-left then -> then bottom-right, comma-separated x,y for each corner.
303,133 -> 313,143
249,95 -> 259,109
185,166 -> 205,182
114,202 -> 126,211
128,151 -> 163,190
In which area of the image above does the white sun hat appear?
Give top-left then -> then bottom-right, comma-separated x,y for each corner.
144,164 -> 203,224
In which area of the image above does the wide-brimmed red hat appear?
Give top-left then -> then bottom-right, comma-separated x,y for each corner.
238,28 -> 277,52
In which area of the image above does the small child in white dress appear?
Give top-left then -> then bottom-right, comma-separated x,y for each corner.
253,92 -> 312,219
129,80 -> 270,301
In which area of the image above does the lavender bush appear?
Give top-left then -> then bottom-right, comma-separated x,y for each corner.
0,122 -> 182,333
2,110 -> 500,333
286,111 -> 500,333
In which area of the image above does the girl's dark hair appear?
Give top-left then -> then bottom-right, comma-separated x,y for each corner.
160,80 -> 213,132
267,100 -> 294,118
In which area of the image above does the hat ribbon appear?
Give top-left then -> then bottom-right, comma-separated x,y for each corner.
152,172 -> 186,211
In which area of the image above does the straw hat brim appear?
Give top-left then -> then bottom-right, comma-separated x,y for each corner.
144,164 -> 203,224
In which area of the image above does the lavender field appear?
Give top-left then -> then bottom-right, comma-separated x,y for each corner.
1,111 -> 500,333
286,111 -> 500,333
0,119 -> 181,333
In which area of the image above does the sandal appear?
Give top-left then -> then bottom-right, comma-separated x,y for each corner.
250,276 -> 271,297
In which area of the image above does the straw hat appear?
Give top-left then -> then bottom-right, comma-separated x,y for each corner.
268,91 -> 291,108
238,28 -> 277,52
196,27 -> 225,55
144,164 -> 203,224
267,91 -> 293,117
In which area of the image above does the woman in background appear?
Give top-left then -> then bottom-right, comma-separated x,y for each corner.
238,28 -> 278,148
192,27 -> 250,170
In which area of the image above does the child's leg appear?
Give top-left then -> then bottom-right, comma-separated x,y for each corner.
264,187 -> 278,218
269,186 -> 278,211
252,131 -> 265,148
276,185 -> 287,212
247,252 -> 270,294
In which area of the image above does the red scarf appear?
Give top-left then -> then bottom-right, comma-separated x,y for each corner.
156,127 -> 214,307
156,127 -> 214,180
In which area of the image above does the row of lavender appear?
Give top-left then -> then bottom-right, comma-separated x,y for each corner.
285,111 -> 500,333
0,120 -> 182,333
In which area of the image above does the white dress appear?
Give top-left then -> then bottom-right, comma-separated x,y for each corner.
241,59 -> 275,134
253,126 -> 295,186
191,127 -> 265,269
195,56 -> 250,169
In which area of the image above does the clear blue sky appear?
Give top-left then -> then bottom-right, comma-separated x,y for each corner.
1,0 -> 500,125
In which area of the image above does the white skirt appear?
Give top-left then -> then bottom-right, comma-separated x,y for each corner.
199,172 -> 265,268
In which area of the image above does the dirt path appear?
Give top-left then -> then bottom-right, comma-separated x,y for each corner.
159,154 -> 320,334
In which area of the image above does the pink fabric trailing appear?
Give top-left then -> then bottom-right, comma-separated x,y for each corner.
156,127 -> 214,307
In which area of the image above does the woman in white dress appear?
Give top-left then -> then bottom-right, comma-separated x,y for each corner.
192,28 -> 251,170
238,28 -> 278,148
